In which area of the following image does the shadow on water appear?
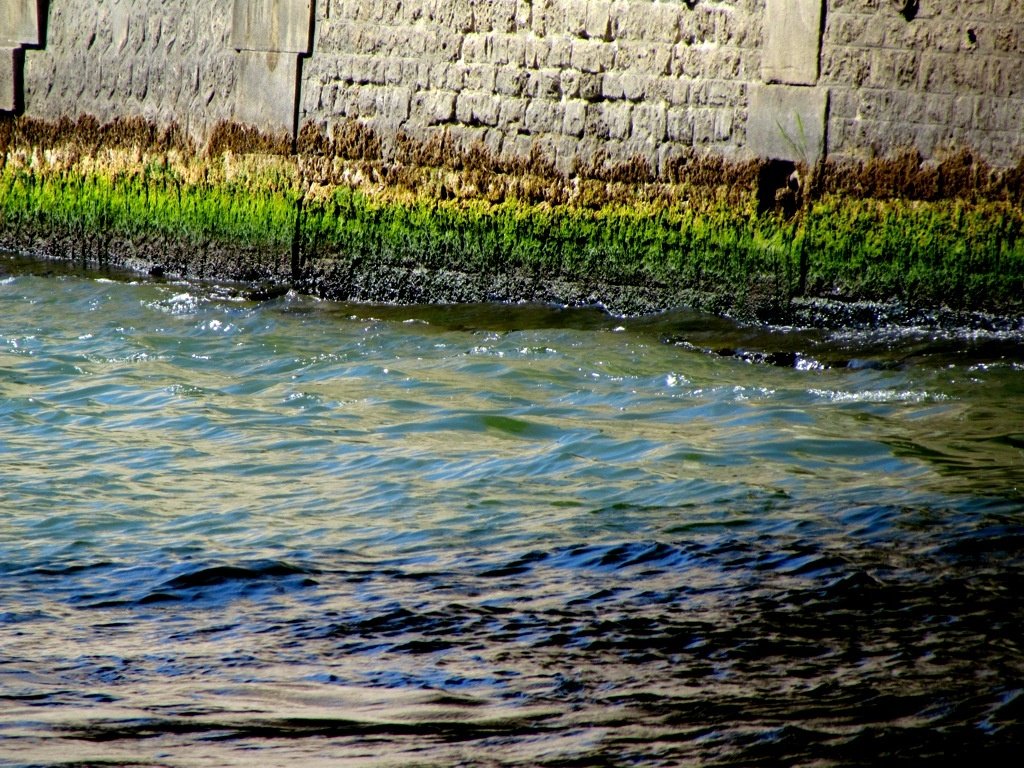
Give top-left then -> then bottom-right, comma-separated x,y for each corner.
4,526 -> 1023,764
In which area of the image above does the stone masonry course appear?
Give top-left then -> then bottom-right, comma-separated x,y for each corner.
1,1 -> 1020,170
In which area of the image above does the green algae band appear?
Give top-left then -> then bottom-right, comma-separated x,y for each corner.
298,187 -> 1023,317
1,147 -> 1021,320
0,168 -> 297,249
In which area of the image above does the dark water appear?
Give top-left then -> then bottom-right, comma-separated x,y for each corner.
2,255 -> 1023,766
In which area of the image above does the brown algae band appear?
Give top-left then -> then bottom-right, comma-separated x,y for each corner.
1,117 -> 1022,321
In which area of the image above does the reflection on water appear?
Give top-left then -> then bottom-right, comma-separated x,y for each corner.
1,255 -> 1022,766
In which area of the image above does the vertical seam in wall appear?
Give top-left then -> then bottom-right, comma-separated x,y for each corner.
292,1 -> 317,283
819,1 -> 829,162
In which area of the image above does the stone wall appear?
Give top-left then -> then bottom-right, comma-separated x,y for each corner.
822,0 -> 1024,165
12,0 -> 240,140
303,0 -> 762,173
3,1 -> 1023,168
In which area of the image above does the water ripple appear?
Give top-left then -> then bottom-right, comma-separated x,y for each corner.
1,258 -> 1022,765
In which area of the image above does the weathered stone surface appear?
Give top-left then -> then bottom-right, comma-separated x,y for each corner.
234,50 -> 300,133
747,84 -> 829,162
7,0 -> 1023,167
762,0 -> 824,85
231,0 -> 312,54
415,90 -> 456,125
0,0 -> 40,46
20,0 -> 238,141
1,47 -> 17,111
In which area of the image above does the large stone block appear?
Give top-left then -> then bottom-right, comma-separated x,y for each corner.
583,0 -> 612,41
666,106 -> 694,143
456,92 -> 500,127
415,90 -> 456,125
232,0 -> 312,54
0,0 -> 40,46
234,50 -> 300,134
570,39 -> 615,74
632,102 -> 667,143
762,0 -> 824,85
1,47 -> 17,111
746,83 -> 829,162
563,99 -> 586,136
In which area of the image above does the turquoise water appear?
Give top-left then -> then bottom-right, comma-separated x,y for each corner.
1,255 -> 1022,766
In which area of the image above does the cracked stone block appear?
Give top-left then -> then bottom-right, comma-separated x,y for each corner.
746,83 -> 829,162
232,0 -> 312,54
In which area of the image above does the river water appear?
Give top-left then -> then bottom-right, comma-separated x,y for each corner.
1,254 -> 1022,766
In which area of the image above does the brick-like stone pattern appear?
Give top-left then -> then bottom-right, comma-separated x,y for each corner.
822,0 -> 1024,165
302,0 -> 763,173
20,0 -> 239,141
11,0 -> 1024,168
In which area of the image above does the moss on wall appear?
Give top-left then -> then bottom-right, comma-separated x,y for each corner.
1,116 -> 1021,321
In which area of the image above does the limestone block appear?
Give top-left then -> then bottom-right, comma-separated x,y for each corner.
564,0 -> 588,38
585,1 -> 612,41
232,0 -> 313,54
461,33 -> 490,64
646,76 -> 688,106
502,132 -> 532,160
762,0 -> 824,85
570,39 -> 614,73
601,72 -> 624,100
605,101 -> 633,140
498,34 -> 528,67
234,50 -> 300,134
524,37 -> 550,68
429,62 -> 464,90
559,68 -> 581,99
632,102 -> 667,143
548,37 -> 573,69
524,99 -> 562,134
525,69 -> 561,99
975,95 -> 1020,132
692,108 -> 717,145
666,107 -> 694,143
714,109 -> 736,143
464,63 -> 497,92
514,0 -> 532,31
708,80 -> 741,108
823,86 -> 857,119
479,0 -> 518,34
578,72 -> 602,101
620,71 -> 646,101
712,48 -> 743,80
718,8 -> 760,48
379,86 -> 411,125
615,41 -> 672,76
1,47 -> 16,111
989,55 -> 1024,99
563,99 -> 586,137
553,135 -> 581,175
0,0 -> 40,46
498,96 -> 527,126
617,0 -> 679,44
819,46 -> 871,87
528,0 -> 555,36
456,92 -> 500,127
496,67 -> 527,96
746,83 -> 829,162
416,90 -> 456,125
